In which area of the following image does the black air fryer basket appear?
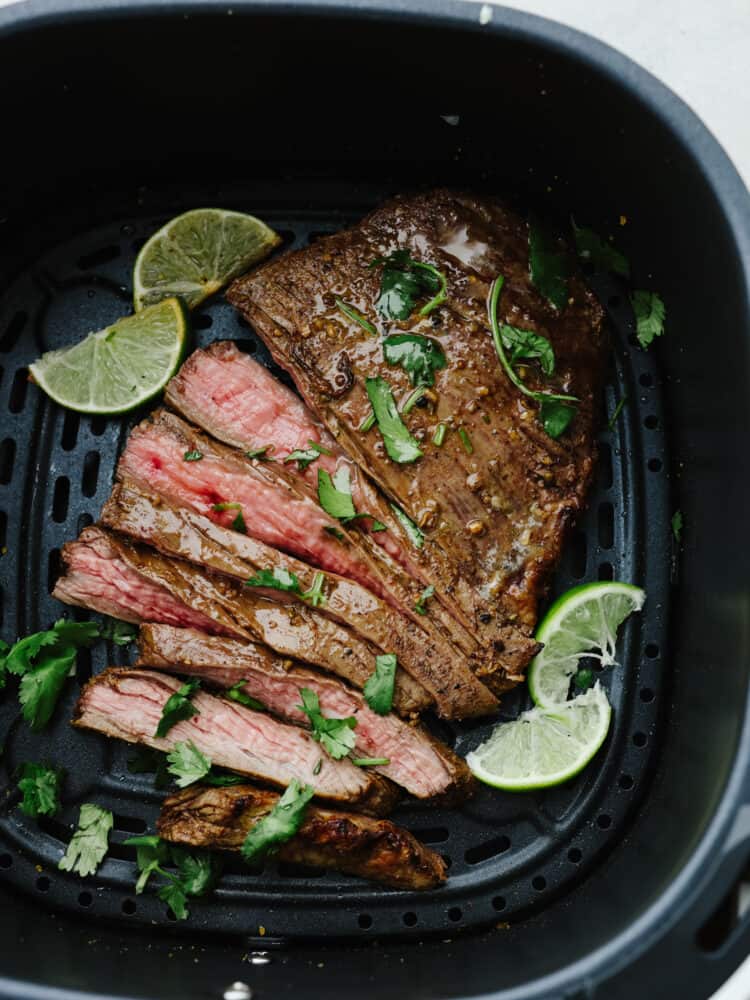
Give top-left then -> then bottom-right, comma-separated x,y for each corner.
1,2 -> 750,998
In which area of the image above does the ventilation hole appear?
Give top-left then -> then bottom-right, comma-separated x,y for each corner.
598,502 -> 614,549
633,732 -> 648,747
113,814 -> 147,834
0,311 -> 27,353
358,914 -> 372,929
0,854 -> 12,869
598,442 -> 613,489
598,562 -> 614,581
409,826 -> 449,844
52,477 -> 70,522
277,862 -> 325,878
648,458 -> 663,473
644,414 -> 659,429
465,834 -> 511,865
90,415 -> 107,436
640,687 -> 654,703
61,410 -> 80,451
77,512 -> 93,533
597,814 -> 612,830
448,907 -> 462,922
569,528 -> 587,579
607,295 -> 622,308
0,438 -> 15,485
47,547 -> 61,593
645,643 -> 659,658
121,899 -> 137,916
193,313 -> 213,330
237,315 -> 250,329
568,848 -> 582,864
78,891 -> 93,907
36,875 -> 50,892
532,876 -> 547,891
492,896 -> 506,911
81,450 -> 100,498
77,245 -> 121,270
8,369 -> 28,413
639,373 -> 653,387
402,912 -> 417,927
619,774 -> 634,790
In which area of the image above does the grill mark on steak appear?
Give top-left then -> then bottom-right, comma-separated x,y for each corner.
158,784 -> 446,890
137,623 -> 474,802
228,189 -> 605,688
74,668 -> 398,816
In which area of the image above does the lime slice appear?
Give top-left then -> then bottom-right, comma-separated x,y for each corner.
133,208 -> 281,310
528,582 -> 646,709
466,684 -> 612,790
29,298 -> 188,415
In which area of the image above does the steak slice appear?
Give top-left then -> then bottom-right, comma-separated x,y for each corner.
53,526 -> 426,714
228,189 -> 605,688
74,668 -> 398,816
137,624 -> 474,802
116,411 -> 498,718
158,783 -> 446,890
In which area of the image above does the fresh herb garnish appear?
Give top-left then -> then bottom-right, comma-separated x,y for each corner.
401,386 -> 428,415
308,440 -> 332,456
284,449 -> 320,472
458,427 -> 474,455
212,501 -> 241,513
202,770 -> 247,787
155,679 -> 201,738
359,410 -> 376,433
245,446 -> 274,460
318,467 -> 357,520
383,333 -> 447,388
363,654 -> 397,715
489,275 -> 578,440
232,511 -> 247,534
529,217 -> 570,311
571,221 -> 630,278
370,250 -> 447,320
226,679 -> 265,711
58,803 -> 113,877
631,290 -> 666,349
312,758 -> 323,776
212,502 -> 247,534
125,834 -> 221,921
351,757 -> 390,767
414,585 -> 435,616
608,394 -> 628,431
335,298 -> 377,336
302,571 -> 327,608
323,525 -> 345,541
365,376 -> 423,464
389,503 -> 424,549
671,510 -> 683,543
241,778 -> 315,862
297,688 -> 357,759
166,740 -> 212,788
127,747 -> 170,789
432,423 -> 447,447
17,762 -> 63,818
247,566 -> 304,595
573,667 -> 595,692
500,324 -> 555,376
98,619 -> 138,646
183,450 -> 203,462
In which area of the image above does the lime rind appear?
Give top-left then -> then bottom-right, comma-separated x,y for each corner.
28,297 -> 188,415
466,684 -> 611,791
133,208 -> 281,311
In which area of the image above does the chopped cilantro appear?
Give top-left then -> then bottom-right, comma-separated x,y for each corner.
166,740 -> 212,788
363,654 -> 397,715
365,376 -> 423,464
297,687 -> 357,760
17,762 -> 63,818
155,679 -> 201,738
241,779 -> 315,862
632,290 -> 666,349
183,450 -> 203,462
414,585 -> 435,616
370,250 -> 447,320
529,217 -> 570,310
383,333 -> 446,387
335,298 -> 377,336
58,803 -> 113,878
226,679 -> 265,711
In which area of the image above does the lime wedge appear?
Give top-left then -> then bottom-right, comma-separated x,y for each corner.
466,684 -> 612,790
528,581 -> 646,709
29,298 -> 188,415
133,208 -> 281,310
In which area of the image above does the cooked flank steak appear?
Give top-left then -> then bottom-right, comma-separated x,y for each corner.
228,189 -> 605,690
159,783 -> 446,890
137,624 -> 475,803
74,668 -> 398,816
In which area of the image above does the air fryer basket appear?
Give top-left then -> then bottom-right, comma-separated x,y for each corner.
1,2 -> 750,999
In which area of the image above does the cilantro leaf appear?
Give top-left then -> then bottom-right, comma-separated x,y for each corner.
167,740 -> 212,788
414,585 -> 435,616
125,835 -> 221,920
371,251 -> 447,319
318,467 -> 357,520
5,630 -> 61,676
232,511 -> 247,534
49,621 -> 102,646
17,762 -> 63,818
389,503 -> 424,549
365,376 -> 423,464
127,747 -> 170,789
212,501 -> 242,513
241,779 -> 315,862
19,642 -> 77,731
58,803 -> 113,877
363,654 -> 397,715
351,757 -> 390,767
246,566 -> 302,596
169,845 -> 222,898
500,325 -> 555,376
631,290 -> 666,349
571,221 -> 630,278
125,834 -> 169,893
671,510 -> 683,543
608,395 -> 628,431
307,440 -> 332,456
155,679 -> 201,738
245,446 -> 274,460
226,680 -> 265,711
335,298 -> 377,336
183,450 -> 203,462
202,769 -> 247,787
529,217 -> 570,311
383,334 -> 447,388
98,619 -> 138,646
284,448 -> 320,472
297,687 -> 357,760
539,398 -> 577,440
458,428 -> 473,455
301,571 -> 327,608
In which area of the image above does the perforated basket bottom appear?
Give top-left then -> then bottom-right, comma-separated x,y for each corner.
0,202 -> 669,940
